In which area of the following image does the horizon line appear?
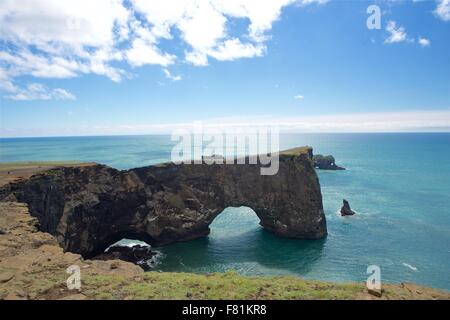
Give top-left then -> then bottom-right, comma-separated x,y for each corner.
1,131 -> 450,140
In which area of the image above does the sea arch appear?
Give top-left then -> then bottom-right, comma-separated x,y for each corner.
1,147 -> 327,258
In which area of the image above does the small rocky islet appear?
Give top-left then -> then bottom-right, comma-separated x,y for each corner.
341,199 -> 356,216
312,154 -> 345,170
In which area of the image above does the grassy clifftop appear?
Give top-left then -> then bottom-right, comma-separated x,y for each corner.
0,161 -> 96,186
79,271 -> 450,300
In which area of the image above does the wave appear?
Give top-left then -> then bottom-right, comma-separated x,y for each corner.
402,263 -> 418,271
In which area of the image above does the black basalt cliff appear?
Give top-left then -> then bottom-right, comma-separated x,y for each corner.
0,147 -> 327,258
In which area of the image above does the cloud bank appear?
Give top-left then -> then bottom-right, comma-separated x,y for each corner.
2,111 -> 449,137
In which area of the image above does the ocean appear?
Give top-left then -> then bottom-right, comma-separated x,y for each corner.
1,133 -> 449,290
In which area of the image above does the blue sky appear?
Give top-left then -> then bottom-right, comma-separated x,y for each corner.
0,0 -> 449,137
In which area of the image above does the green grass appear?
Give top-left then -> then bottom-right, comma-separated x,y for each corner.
80,271 -> 364,300
0,161 -> 82,170
279,146 -> 312,157
0,160 -> 82,166
9,268 -> 448,300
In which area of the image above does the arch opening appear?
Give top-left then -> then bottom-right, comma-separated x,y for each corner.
154,206 -> 327,276
208,206 -> 262,238
89,231 -> 164,270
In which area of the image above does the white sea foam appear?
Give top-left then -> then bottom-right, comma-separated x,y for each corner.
141,250 -> 165,269
124,241 -> 147,248
402,263 -> 418,271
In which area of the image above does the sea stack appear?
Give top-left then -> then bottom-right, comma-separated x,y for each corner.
340,199 -> 356,216
313,155 -> 345,170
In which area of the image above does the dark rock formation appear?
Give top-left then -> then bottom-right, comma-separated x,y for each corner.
95,244 -> 161,271
313,155 -> 345,170
0,147 -> 327,258
340,199 -> 356,216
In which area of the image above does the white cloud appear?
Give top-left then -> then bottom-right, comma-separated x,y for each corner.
0,0 -> 131,98
0,0 -> 328,100
51,88 -> 77,100
163,68 -> 182,81
384,21 -> 431,48
384,21 -> 408,44
4,83 -> 76,101
435,0 -> 450,21
126,39 -> 176,67
418,37 -> 431,47
214,0 -> 293,42
0,0 -> 129,79
185,50 -> 209,66
208,39 -> 266,61
0,0 -> 129,48
294,94 -> 304,100
130,0 -> 303,66
178,1 -> 227,50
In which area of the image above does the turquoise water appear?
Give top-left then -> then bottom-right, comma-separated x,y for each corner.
1,133 -> 449,290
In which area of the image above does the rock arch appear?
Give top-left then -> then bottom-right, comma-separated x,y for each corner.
1,147 -> 327,258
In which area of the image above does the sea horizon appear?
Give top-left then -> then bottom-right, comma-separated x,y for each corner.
1,131 -> 450,140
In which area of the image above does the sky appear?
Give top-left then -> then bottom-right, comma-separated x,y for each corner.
0,0 -> 449,137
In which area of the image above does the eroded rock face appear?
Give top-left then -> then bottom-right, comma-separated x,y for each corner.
95,244 -> 161,271
0,148 -> 327,258
313,155 -> 345,170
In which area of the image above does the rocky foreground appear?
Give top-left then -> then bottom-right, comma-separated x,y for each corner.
0,202 -> 449,300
